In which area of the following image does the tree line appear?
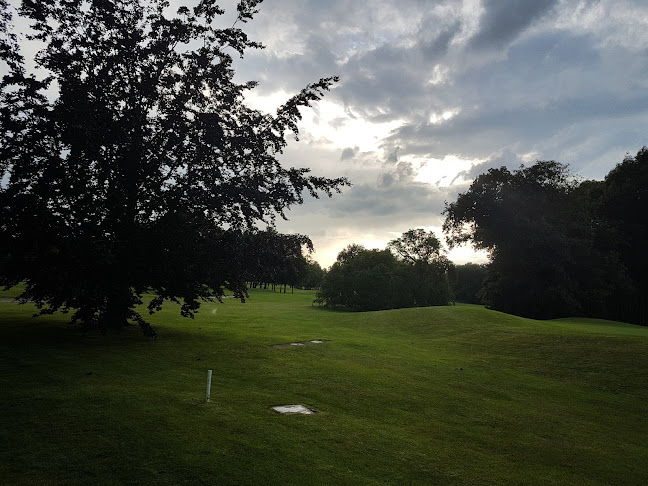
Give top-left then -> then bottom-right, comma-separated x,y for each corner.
316,149 -> 648,326
443,149 -> 648,325
315,229 -> 452,311
232,228 -> 325,293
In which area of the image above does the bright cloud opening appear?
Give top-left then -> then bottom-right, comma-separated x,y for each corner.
304,100 -> 404,152
427,64 -> 450,85
413,154 -> 483,187
245,90 -> 404,153
429,108 -> 460,124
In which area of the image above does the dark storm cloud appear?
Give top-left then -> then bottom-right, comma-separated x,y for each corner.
238,0 -> 648,180
235,0 -> 453,114
378,161 -> 416,188
470,0 -> 559,49
337,44 -> 429,122
385,146 -> 400,165
329,146 -> 450,220
223,0 -> 648,265
328,180 -> 449,220
418,18 -> 463,60
340,146 -> 359,161
232,0 -> 648,139
384,26 -> 648,160
452,150 -> 526,184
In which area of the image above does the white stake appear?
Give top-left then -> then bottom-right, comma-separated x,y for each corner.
206,369 -> 213,403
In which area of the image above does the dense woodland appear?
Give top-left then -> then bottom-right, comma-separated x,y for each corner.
444,149 -> 648,325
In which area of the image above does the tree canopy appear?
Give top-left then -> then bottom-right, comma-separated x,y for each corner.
316,245 -> 400,311
387,228 -> 448,266
443,153 -> 647,323
602,148 -> 648,294
448,263 -> 487,304
316,232 -> 452,312
294,255 -> 325,290
0,0 -> 348,336
239,227 -> 312,292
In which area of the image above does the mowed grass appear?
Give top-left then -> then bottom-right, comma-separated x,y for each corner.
1,289 -> 647,485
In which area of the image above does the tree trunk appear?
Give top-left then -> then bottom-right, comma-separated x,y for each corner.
102,285 -> 132,332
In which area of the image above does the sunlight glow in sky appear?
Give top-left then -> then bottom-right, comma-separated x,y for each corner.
311,226 -> 490,270
412,155 -> 480,187
245,92 -> 405,154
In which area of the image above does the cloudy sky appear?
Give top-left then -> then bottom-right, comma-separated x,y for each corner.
210,0 -> 647,267
9,0 -> 648,267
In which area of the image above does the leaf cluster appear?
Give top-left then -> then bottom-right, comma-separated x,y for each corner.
387,228 -> 448,267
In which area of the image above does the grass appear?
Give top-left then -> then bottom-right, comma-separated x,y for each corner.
1,288 -> 647,485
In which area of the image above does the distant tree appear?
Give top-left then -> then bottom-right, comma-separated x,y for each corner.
335,243 -> 366,265
272,232 -> 312,293
316,245 -> 398,311
387,229 -> 452,307
387,228 -> 448,266
0,0 -> 348,336
241,228 -> 312,292
296,256 -> 326,290
316,241 -> 451,312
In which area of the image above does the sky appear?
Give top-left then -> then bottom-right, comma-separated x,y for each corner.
8,0 -> 648,268
211,0 -> 648,268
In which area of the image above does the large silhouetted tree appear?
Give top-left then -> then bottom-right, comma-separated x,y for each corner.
601,148 -> 648,323
443,161 -> 628,319
0,0 -> 348,336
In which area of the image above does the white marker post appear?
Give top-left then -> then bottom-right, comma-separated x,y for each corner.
206,369 -> 213,403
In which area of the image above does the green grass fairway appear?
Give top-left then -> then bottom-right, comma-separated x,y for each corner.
1,289 -> 647,485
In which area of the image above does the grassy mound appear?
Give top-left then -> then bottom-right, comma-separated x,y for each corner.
1,289 -> 646,485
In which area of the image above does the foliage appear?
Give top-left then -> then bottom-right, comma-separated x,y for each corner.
443,161 -> 575,251
295,256 -> 326,290
316,245 -> 399,311
239,227 -> 312,291
316,238 -> 451,311
0,0 -> 348,336
443,157 -> 640,321
600,148 -> 648,323
387,228 -> 447,266
387,228 -> 452,309
448,262 -> 487,304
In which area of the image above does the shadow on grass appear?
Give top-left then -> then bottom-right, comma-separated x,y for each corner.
0,302 -> 213,351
